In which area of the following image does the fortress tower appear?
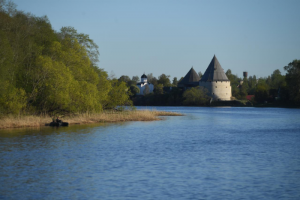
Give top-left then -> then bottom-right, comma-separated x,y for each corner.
199,55 -> 231,100
177,67 -> 200,88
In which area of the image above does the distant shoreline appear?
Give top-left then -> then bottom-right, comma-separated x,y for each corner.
133,100 -> 299,108
0,110 -> 183,130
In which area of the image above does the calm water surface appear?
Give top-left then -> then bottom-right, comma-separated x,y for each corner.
1,107 -> 300,200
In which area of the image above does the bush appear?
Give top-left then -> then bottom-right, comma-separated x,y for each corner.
183,86 -> 209,106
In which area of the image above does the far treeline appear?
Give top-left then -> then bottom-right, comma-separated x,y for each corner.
120,63 -> 300,107
0,1 -> 132,116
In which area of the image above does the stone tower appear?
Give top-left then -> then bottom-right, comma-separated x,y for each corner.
199,55 -> 231,100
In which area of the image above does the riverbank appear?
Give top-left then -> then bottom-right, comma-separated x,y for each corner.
0,110 -> 183,129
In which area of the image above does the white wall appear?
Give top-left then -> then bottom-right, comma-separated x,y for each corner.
141,78 -> 147,83
199,81 -> 231,100
137,83 -> 154,95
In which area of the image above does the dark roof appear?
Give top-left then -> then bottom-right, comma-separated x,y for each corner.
178,67 -> 200,86
200,55 -> 229,82
141,74 -> 147,78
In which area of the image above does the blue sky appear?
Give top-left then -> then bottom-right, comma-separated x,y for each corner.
12,0 -> 300,80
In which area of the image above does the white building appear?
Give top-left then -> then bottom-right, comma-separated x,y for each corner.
136,74 -> 154,95
199,55 -> 232,100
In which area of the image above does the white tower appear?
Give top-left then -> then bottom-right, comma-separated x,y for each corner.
199,55 -> 232,101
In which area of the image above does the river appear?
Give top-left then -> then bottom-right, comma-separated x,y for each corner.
1,107 -> 300,200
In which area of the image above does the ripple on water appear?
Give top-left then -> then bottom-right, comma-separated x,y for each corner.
0,107 -> 300,200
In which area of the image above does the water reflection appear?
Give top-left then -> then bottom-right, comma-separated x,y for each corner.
1,107 -> 300,200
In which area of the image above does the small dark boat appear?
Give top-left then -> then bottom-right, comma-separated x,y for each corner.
49,121 -> 69,127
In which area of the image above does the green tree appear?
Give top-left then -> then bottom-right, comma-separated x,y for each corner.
284,60 -> 300,104
238,78 -> 249,100
183,86 -> 209,106
150,77 -> 158,87
146,73 -> 154,82
0,81 -> 27,115
172,77 -> 178,86
0,2 -> 133,114
129,85 -> 140,96
105,80 -> 132,109
247,75 -> 257,95
119,75 -> 131,83
226,69 -> 241,98
154,84 -> 164,94
157,74 -> 171,87
198,71 -> 203,79
270,69 -> 286,89
255,84 -> 268,103
59,26 -> 99,66
132,76 -> 139,83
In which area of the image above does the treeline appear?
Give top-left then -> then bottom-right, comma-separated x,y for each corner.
118,73 -> 211,106
119,62 -> 300,106
225,62 -> 300,106
0,1 -> 131,116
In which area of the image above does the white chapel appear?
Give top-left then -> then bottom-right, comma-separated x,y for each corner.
136,74 -> 154,95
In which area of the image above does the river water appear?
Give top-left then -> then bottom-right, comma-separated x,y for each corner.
0,107 -> 300,200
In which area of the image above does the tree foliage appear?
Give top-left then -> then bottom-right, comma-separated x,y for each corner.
183,87 -> 209,106
0,1 -> 131,115
284,60 -> 300,104
157,74 -> 171,87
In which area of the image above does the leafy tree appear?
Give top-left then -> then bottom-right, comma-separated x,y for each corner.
129,85 -> 140,96
94,67 -> 112,106
172,77 -> 178,86
0,30 -> 13,83
157,74 -> 171,87
119,75 -> 137,87
154,84 -> 164,94
255,84 -> 269,103
238,78 -> 249,100
270,69 -> 286,89
118,75 -> 131,83
247,75 -> 257,95
58,26 -> 99,66
198,71 -> 202,79
284,60 -> 300,104
105,80 -> 132,109
183,86 -> 209,106
146,73 -> 154,82
0,3 -> 133,114
150,77 -> 158,87
226,69 -> 241,98
0,81 -> 27,115
132,76 -> 139,83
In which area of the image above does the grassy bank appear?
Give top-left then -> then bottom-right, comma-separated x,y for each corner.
0,110 -> 183,129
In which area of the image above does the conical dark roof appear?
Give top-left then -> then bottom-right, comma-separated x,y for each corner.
178,67 -> 200,86
141,74 -> 147,78
200,55 -> 229,82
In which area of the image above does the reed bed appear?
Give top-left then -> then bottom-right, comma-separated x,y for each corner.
0,110 -> 183,129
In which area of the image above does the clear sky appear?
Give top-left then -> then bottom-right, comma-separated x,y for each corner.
12,0 -> 300,80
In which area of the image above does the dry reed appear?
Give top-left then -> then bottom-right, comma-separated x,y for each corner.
0,110 -> 183,129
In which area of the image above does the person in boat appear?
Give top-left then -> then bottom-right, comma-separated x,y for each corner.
56,117 -> 62,123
